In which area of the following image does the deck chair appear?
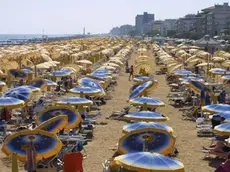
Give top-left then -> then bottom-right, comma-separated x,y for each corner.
63,152 -> 83,172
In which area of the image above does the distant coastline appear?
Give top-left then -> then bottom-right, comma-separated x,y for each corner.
0,34 -> 78,41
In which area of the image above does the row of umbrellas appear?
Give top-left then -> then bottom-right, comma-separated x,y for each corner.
0,44 -> 133,171
110,47 -> 185,172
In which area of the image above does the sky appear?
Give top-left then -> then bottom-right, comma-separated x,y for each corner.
0,0 -> 228,34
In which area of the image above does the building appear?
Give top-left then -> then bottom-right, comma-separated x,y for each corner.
152,20 -> 164,35
176,14 -> 197,34
201,2 -> 230,36
162,19 -> 177,36
110,25 -> 135,35
135,12 -> 155,34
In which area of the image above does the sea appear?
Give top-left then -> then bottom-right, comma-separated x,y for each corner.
0,34 -> 77,41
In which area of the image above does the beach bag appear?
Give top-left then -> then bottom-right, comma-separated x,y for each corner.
215,159 -> 230,172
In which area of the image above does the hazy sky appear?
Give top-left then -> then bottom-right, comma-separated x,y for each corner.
0,0 -> 228,34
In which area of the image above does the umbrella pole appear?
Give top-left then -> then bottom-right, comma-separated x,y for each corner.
80,92 -> 84,98
12,152 -> 18,172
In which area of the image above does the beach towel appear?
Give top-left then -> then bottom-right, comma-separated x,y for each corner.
64,152 -> 83,172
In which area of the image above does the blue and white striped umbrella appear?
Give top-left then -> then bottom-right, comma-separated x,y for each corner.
70,87 -> 101,96
123,111 -> 169,122
118,128 -> 176,155
88,73 -> 112,80
18,85 -> 40,93
179,77 -> 204,84
52,70 -> 72,77
214,122 -> 230,135
123,122 -> 173,134
114,152 -> 184,172
78,77 -> 105,95
0,97 -> 24,108
44,79 -> 57,86
93,69 -> 112,75
174,70 -> 194,76
4,87 -> 32,102
202,104 -> 230,113
222,75 -> 230,80
210,68 -> 230,75
57,97 -> 93,106
128,81 -> 153,100
210,112 -> 230,123
189,80 -> 212,95
21,68 -> 33,74
129,97 -> 165,107
8,69 -> 27,79
133,76 -> 152,83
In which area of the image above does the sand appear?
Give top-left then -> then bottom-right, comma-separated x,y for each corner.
0,49 -> 219,172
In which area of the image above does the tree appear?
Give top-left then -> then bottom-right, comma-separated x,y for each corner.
167,30 -> 177,37
128,30 -> 139,37
145,30 -> 161,37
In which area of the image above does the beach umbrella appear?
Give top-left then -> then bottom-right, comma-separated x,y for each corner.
61,67 -> 77,73
128,81 -> 153,100
118,128 -> 175,155
202,104 -> 230,114
36,115 -> 68,134
188,80 -> 212,95
103,63 -> 120,68
30,79 -> 47,90
129,97 -> 165,107
222,75 -> 230,81
57,97 -> 93,106
214,122 -> 230,136
2,129 -> 63,161
52,70 -> 72,77
4,87 -> 32,102
123,111 -> 169,122
36,105 -> 82,130
21,68 -> 33,74
76,60 -> 93,65
122,122 -> 173,134
221,60 -> 230,68
93,69 -> 112,75
8,69 -> 27,80
78,77 -> 105,96
44,79 -> 57,87
18,85 -> 41,93
209,112 -> 230,123
173,70 -> 194,77
133,76 -> 152,84
109,59 -> 123,65
98,66 -> 116,70
87,73 -> 112,81
114,152 -> 184,172
179,77 -> 204,85
196,63 -> 214,67
146,80 -> 159,92
169,64 -> 183,73
0,97 -> 24,109
212,56 -> 225,63
70,87 -> 101,97
209,68 -> 230,75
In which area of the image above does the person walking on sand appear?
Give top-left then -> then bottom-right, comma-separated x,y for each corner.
129,65 -> 134,81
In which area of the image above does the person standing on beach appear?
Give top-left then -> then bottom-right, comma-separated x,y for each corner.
129,65 -> 134,81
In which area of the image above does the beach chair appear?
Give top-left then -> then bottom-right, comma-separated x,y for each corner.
106,106 -> 131,120
63,152 -> 83,172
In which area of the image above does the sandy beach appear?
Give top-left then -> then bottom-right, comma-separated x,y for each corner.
83,50 -> 218,172
0,49 -> 218,172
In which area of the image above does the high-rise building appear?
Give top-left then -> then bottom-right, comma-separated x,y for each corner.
135,12 -> 155,34
201,2 -> 230,36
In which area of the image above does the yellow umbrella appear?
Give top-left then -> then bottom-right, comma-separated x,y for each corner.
169,64 -> 183,73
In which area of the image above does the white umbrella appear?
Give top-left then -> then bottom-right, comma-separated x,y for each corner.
77,60 -> 93,65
